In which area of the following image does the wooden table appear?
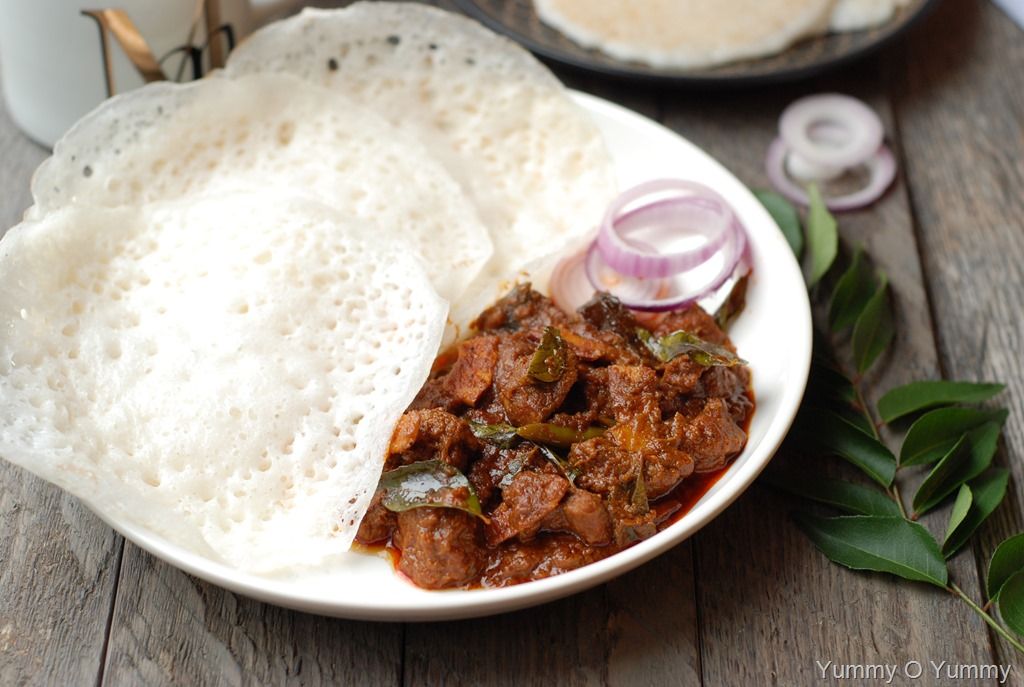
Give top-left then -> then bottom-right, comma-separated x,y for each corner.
2,0 -> 1022,684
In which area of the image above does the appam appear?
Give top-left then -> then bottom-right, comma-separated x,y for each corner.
0,193 -> 447,574
28,73 -> 492,304
226,2 -> 617,334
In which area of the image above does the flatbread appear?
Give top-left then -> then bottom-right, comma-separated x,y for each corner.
534,0 -> 835,69
28,73 -> 492,303
226,3 -> 617,333
830,0 -> 911,31
0,193 -> 447,574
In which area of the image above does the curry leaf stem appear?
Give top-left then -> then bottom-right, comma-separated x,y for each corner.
950,583 -> 1024,655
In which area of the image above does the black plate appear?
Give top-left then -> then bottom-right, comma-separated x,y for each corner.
452,0 -> 939,86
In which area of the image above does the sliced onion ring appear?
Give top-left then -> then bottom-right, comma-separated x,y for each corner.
596,179 -> 736,279
549,243 -> 666,314
779,94 -> 884,170
586,219 -> 748,312
766,137 -> 897,212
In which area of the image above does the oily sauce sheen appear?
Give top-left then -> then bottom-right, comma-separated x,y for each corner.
354,286 -> 755,590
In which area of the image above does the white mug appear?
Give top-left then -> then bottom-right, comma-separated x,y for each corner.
0,0 -> 303,147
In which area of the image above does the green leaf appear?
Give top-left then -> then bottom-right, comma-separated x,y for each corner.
900,407 -> 1008,467
987,532 -> 1024,600
851,276 -> 894,374
378,459 -> 484,519
912,422 -> 1001,516
713,273 -> 749,330
943,485 -> 973,547
636,328 -> 746,367
828,246 -> 877,332
997,570 -> 1024,636
763,470 -> 900,516
807,360 -> 857,407
877,380 -> 1006,424
794,513 -> 948,587
805,183 -> 838,287
754,189 -> 803,258
468,421 -> 519,448
528,326 -> 568,382
942,469 -> 1009,558
800,408 -> 896,487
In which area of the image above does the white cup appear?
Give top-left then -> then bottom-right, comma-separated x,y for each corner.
0,0 -> 303,147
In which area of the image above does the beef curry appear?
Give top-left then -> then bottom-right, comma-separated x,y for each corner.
356,285 -> 754,589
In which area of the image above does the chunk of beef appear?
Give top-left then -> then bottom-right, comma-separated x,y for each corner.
483,535 -> 608,586
393,508 -> 485,589
494,330 -> 578,425
568,436 -> 637,494
606,488 -> 658,547
467,444 -> 541,508
654,304 -> 732,347
354,490 -> 396,544
472,284 -> 570,332
541,489 -> 612,546
700,365 -> 754,425
486,471 -> 569,545
387,409 -> 480,471
681,398 -> 747,472
442,335 -> 499,408
606,365 -> 661,423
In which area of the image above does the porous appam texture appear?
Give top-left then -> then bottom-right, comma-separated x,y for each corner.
534,0 -> 835,69
0,194 -> 447,574
226,3 -> 617,331
28,73 -> 491,303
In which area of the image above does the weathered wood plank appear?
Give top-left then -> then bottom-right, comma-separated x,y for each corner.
0,101 -> 122,686
101,545 -> 403,686
657,46 -> 997,683
893,0 -> 1024,665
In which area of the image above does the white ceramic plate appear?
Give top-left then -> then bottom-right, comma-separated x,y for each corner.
90,92 -> 813,622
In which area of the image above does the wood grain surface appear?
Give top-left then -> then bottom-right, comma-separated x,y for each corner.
1,0 -> 1022,685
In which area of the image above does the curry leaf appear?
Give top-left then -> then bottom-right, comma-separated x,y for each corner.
379,459 -> 484,519
636,328 -> 746,367
536,445 -> 579,486
829,246 -> 877,332
900,407 -> 1008,467
851,275 -> 894,374
988,532 -> 1024,600
942,469 -> 1009,558
912,422 -> 1001,516
800,408 -> 896,487
877,381 -> 1006,424
754,189 -> 803,257
468,421 -> 519,448
943,485 -> 973,551
794,513 -> 948,587
714,274 -> 750,330
805,184 -> 838,287
764,470 -> 900,516
528,326 -> 567,382
997,571 -> 1024,636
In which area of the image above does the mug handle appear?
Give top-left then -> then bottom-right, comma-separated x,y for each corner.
249,0 -> 306,24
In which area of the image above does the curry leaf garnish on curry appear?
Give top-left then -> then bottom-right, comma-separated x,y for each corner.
378,459 -> 486,520
755,190 -> 1024,655
468,421 -> 519,448
528,326 -> 569,382
636,327 -> 746,367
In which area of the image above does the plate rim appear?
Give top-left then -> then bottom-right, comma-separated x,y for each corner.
452,0 -> 942,86
81,91 -> 814,622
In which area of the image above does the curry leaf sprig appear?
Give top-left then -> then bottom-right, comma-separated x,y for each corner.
756,188 -> 1024,653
